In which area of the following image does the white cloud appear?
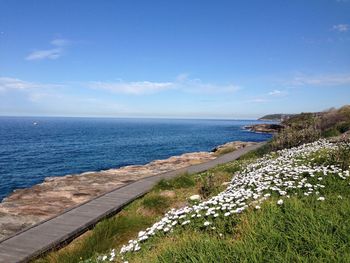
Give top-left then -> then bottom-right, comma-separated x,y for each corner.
25,38 -> 70,61
89,75 -> 241,95
268,89 -> 288,96
26,48 -> 62,60
246,98 -> 268,103
0,77 -> 32,90
28,92 -> 64,102
1,75 -> 241,98
51,38 -> 70,46
0,77 -> 63,91
332,24 -> 349,32
89,80 -> 174,95
289,73 -> 350,86
177,76 -> 241,94
269,89 -> 282,96
0,78 -> 126,116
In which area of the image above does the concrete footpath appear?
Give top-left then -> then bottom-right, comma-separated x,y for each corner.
0,142 -> 264,263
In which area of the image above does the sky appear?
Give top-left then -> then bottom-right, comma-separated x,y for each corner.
0,0 -> 349,119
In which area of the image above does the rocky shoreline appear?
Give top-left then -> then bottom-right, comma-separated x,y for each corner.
244,123 -> 284,133
0,141 -> 258,241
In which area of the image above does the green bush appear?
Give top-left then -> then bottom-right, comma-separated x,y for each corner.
336,121 -> 350,133
271,126 -> 321,150
269,105 -> 350,149
322,128 -> 341,138
329,143 -> 350,170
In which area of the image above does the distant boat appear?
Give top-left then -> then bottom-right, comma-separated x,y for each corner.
33,122 -> 38,125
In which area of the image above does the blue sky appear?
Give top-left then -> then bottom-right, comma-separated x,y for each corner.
0,0 -> 349,119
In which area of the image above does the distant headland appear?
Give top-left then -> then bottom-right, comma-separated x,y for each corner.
258,113 -> 295,121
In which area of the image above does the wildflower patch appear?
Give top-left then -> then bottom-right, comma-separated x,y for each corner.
89,140 -> 350,262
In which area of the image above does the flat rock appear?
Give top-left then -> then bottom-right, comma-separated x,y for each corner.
189,194 -> 201,201
0,141 -> 254,240
244,124 -> 283,133
211,141 -> 258,154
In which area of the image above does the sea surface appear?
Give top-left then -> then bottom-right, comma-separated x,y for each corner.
0,117 -> 272,200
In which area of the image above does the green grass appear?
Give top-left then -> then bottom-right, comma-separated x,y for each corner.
35,210 -> 154,263
34,206 -> 155,263
35,142 -> 350,263
34,167 -> 238,263
238,143 -> 272,160
212,146 -> 238,156
141,194 -> 171,213
128,174 -> 350,263
155,173 -> 196,190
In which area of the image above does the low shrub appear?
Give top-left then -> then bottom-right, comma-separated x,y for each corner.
329,143 -> 350,170
269,105 -> 350,150
271,126 -> 321,150
322,128 -> 341,138
336,121 -> 350,133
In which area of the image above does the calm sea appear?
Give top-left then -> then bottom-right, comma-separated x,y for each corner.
0,117 -> 272,200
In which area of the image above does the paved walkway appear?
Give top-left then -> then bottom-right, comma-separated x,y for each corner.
0,143 -> 264,263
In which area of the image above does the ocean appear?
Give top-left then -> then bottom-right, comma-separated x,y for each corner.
0,117 -> 272,200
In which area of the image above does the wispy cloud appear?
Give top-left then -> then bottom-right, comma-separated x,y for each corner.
246,98 -> 268,103
269,90 -> 282,96
0,77 -> 63,90
89,75 -> 241,95
332,24 -> 349,32
1,75 -> 241,98
89,80 -> 174,95
268,89 -> 288,96
176,75 -> 241,94
26,38 -> 70,61
50,38 -> 70,46
0,76 -> 128,116
288,73 -> 350,86
244,89 -> 289,104
26,49 -> 63,61
0,77 -> 35,90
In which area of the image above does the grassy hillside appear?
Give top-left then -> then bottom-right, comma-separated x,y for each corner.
35,106 -> 350,263
105,140 -> 350,263
269,105 -> 350,150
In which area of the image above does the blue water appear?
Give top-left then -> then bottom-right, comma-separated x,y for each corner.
0,117 -> 272,200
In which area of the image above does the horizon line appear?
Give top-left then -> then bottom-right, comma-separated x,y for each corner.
0,114 -> 269,121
